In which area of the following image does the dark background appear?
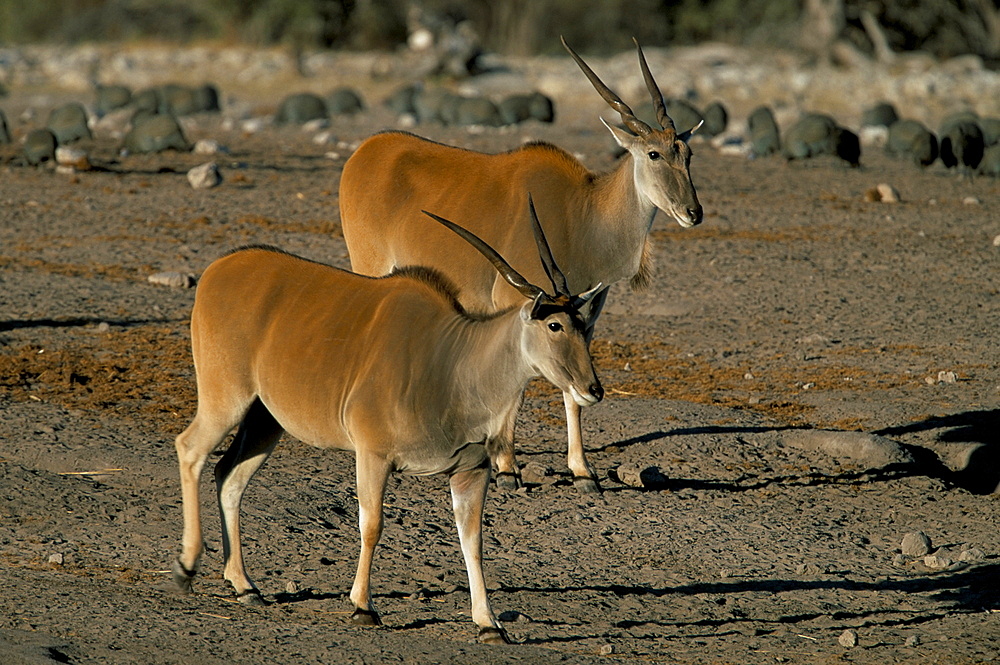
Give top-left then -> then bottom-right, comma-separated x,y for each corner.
0,0 -> 997,64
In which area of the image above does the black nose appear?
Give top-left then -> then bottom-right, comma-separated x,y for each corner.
589,383 -> 604,402
688,206 -> 703,224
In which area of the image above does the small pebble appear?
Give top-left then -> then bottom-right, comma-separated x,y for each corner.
48,552 -> 64,565
193,139 -> 226,155
963,196 -> 981,205
187,162 -> 222,189
924,553 -> 953,569
937,370 -> 958,384
905,634 -> 921,647
599,644 -> 614,655
285,580 -> 299,594
148,271 -> 196,288
839,629 -> 858,648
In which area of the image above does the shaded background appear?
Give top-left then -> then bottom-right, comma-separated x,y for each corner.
0,0 -> 997,64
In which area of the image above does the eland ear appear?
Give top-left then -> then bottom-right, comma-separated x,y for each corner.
678,119 -> 704,143
601,117 -> 635,149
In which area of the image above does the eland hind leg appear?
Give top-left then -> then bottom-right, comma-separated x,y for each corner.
214,398 -> 284,604
173,396 -> 255,593
349,451 -> 392,625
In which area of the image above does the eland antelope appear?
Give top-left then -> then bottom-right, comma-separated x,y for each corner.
171,201 -> 603,644
340,37 -> 702,493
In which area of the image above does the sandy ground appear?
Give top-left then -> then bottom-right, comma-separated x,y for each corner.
1,45 -> 999,665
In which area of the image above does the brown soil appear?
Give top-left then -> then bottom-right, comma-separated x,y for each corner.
1,49 -> 999,665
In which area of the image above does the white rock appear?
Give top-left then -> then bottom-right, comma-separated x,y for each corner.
937,370 -> 958,384
302,118 -> 330,132
876,183 -> 900,203
193,139 -> 225,155
148,272 -> 196,288
187,162 -> 222,189
993,234 -> 1000,247
963,196 -> 981,206
839,629 -> 858,648
48,552 -> 64,565
924,553 -> 953,569
55,146 -> 91,171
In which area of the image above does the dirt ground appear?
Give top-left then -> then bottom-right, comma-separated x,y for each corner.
1,45 -> 999,665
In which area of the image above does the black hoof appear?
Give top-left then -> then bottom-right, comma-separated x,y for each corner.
478,625 -> 512,645
351,607 -> 382,626
572,476 -> 602,494
236,589 -> 268,606
495,472 -> 522,491
172,559 -> 196,593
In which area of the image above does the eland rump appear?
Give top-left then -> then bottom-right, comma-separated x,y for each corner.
340,37 -> 702,493
171,201 -> 603,644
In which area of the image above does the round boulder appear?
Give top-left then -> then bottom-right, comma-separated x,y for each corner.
46,103 -> 91,144
24,128 -> 58,165
327,87 -> 365,115
275,93 -> 328,125
123,113 -> 190,153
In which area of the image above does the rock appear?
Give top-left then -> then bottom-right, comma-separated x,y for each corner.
285,580 -> 299,594
782,430 -> 914,468
0,108 -> 10,144
599,644 -> 614,655
23,128 -> 58,165
451,95 -> 502,127
904,634 -> 921,647
783,113 -> 860,166
959,548 -> 985,562
865,183 -> 900,202
94,85 -> 132,117
384,84 -> 420,116
498,92 -> 555,125
123,113 -> 190,153
275,93 -> 328,125
978,144 -> 1000,176
747,105 -> 780,157
901,531 -> 932,557
47,552 -> 64,565
188,162 -> 222,189
924,553 -> 953,569
327,87 -> 365,115
887,119 -> 938,166
862,102 -> 899,128
839,629 -> 858,648
701,101 -> 728,137
192,84 -> 221,113
55,146 -> 91,172
614,463 -> 669,489
939,117 -> 985,174
666,98 -> 703,135
148,272 -> 196,288
193,139 -> 225,155
520,462 -> 554,485
46,102 -> 91,144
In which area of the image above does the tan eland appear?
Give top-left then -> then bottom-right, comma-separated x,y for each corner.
172,201 -> 603,644
340,37 -> 703,493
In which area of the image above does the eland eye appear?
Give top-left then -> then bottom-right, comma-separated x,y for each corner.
547,321 -> 564,333
647,150 -> 662,161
